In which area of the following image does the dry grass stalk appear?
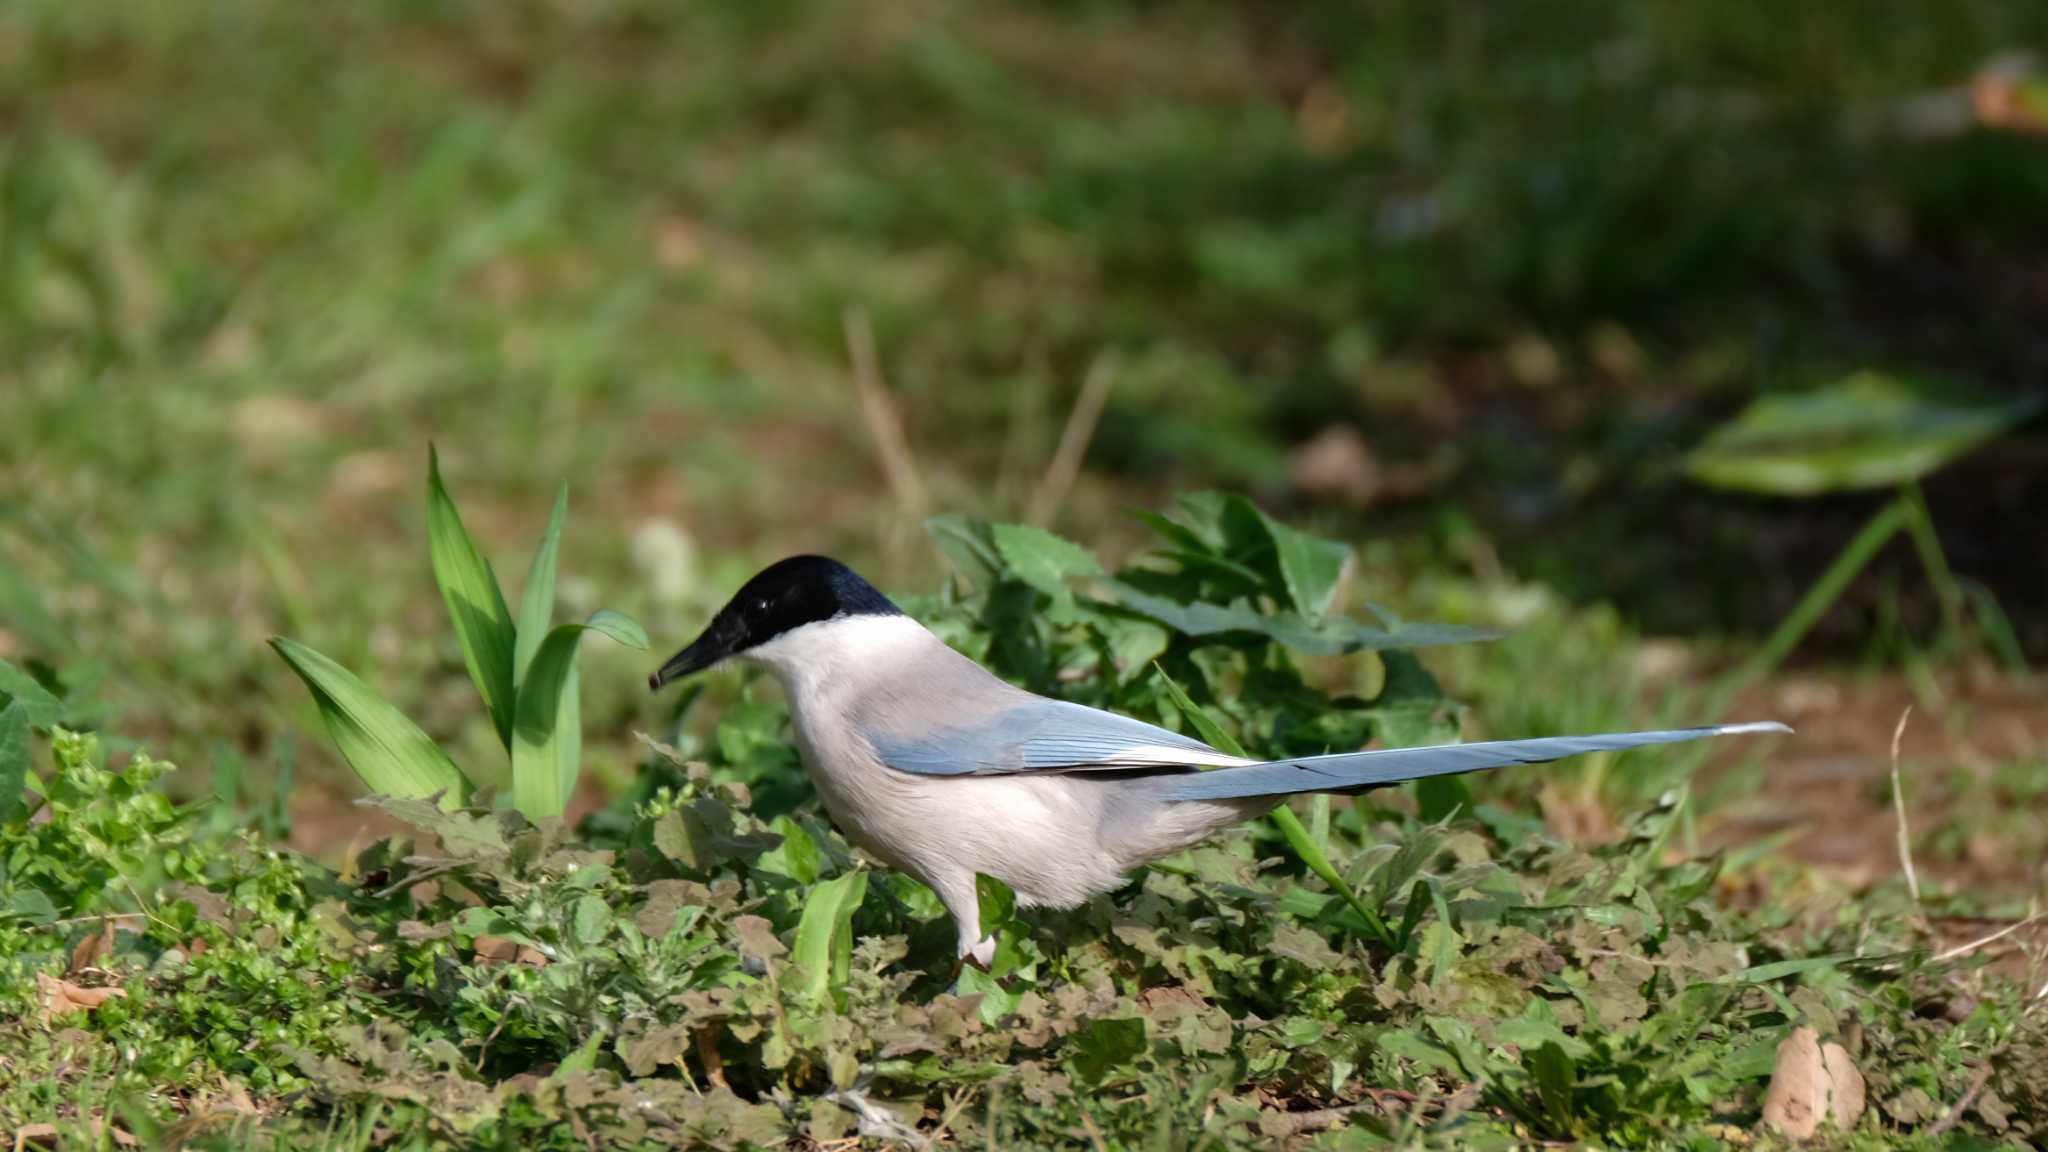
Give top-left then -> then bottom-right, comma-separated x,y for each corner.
841,307 -> 928,523
1889,707 -> 1921,906
1028,354 -> 1116,525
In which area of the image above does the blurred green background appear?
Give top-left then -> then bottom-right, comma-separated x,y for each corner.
3,0 -> 2045,837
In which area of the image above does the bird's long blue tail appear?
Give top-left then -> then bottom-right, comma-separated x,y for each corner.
1162,721 -> 1790,801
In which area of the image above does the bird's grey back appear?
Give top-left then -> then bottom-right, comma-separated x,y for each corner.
848,641 -> 1220,778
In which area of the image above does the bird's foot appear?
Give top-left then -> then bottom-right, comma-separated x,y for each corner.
947,934 -> 998,994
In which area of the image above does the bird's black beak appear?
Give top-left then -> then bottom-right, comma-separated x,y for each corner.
648,622 -> 734,691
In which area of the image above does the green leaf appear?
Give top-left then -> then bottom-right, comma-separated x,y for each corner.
990,522 -> 1103,604
270,637 -> 469,807
1094,612 -> 1169,684
1526,1042 -> 1579,1134
1686,373 -> 2041,495
579,609 -> 648,650
1106,581 -> 1496,655
1720,954 -> 1855,984
1248,504 -> 1350,617
427,446 -> 519,749
0,701 -> 29,825
924,513 -> 1003,590
514,483 -> 568,689
975,872 -> 1016,930
1414,774 -> 1472,823
1426,881 -> 1460,988
757,815 -> 821,884
793,870 -> 868,1006
1150,663 -> 1246,757
511,610 -> 648,819
572,893 -> 609,945
0,660 -> 62,729
1069,1017 -> 1148,1084
8,889 -> 57,925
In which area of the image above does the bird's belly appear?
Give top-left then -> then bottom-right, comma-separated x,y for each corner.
796,732 -> 1127,908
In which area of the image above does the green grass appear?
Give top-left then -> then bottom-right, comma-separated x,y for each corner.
5,506 -> 2046,1148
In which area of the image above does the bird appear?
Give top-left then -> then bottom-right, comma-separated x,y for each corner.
649,555 -> 1788,969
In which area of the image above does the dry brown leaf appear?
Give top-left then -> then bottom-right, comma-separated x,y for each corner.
472,935 -> 547,967
36,972 -> 127,1026
1762,1026 -> 1866,1140
732,915 -> 787,961
67,921 -> 117,976
1820,1040 -> 1867,1129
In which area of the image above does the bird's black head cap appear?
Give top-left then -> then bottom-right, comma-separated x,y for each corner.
649,555 -> 900,689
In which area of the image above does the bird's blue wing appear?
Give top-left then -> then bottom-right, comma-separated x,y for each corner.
872,698 -> 1237,777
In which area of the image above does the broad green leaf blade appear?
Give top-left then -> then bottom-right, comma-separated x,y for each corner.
514,484 -> 569,690
427,446 -> 519,750
1249,505 -> 1351,617
0,660 -> 62,729
510,610 -> 649,819
1106,581 -> 1497,654
990,522 -> 1103,603
924,514 -> 1003,590
1686,373 -> 2041,495
975,872 -> 1017,929
793,870 -> 868,1005
270,637 -> 468,807
512,624 -> 582,820
582,609 -> 648,650
0,701 -> 29,825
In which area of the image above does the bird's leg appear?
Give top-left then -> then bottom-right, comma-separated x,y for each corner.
935,873 -> 997,980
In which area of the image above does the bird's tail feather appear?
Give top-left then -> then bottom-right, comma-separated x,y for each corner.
1162,721 -> 1789,802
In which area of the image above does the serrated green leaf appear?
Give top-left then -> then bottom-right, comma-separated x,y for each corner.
924,513 -> 1002,590
0,701 -> 29,825
990,522 -> 1103,604
1105,580 -> 1496,654
1686,373 -> 2040,495
514,483 -> 568,689
0,660 -> 61,729
427,446 -> 519,750
793,870 -> 868,1006
1248,503 -> 1351,617
572,893 -> 609,945
510,610 -> 648,819
270,636 -> 468,807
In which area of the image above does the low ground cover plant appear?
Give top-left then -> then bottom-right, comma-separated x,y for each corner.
0,495 -> 2041,1149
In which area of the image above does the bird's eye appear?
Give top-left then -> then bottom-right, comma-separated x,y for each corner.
750,597 -> 771,616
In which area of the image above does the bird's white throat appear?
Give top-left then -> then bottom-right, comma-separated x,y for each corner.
743,612 -> 936,704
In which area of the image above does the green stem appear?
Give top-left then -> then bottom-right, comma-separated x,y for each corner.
1896,480 -> 1967,653
1270,806 -> 1394,947
1670,498 -> 1908,786
1706,497 -> 1909,720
